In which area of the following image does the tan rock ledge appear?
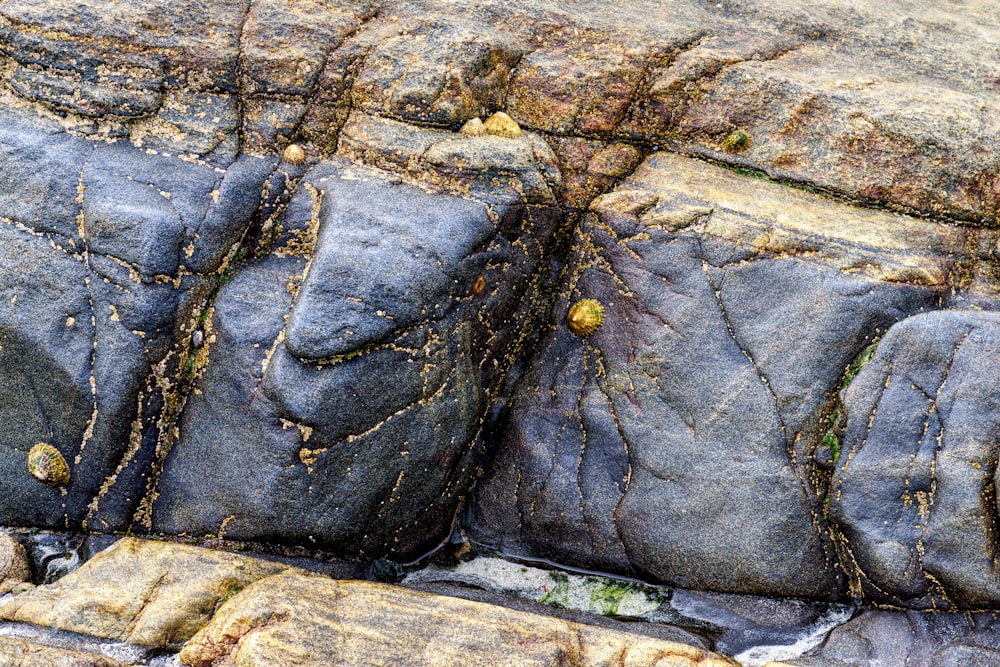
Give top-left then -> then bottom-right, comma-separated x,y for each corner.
180,573 -> 737,667
0,636 -> 127,667
600,152 -> 971,288
0,537 -> 299,648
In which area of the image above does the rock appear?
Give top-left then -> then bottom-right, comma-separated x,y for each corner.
0,537 -> 298,648
470,152 -> 969,598
0,0 -> 998,612
830,310 -> 1000,609
771,609 -> 1000,667
0,637 -> 126,667
0,532 -> 31,594
148,116 -> 560,560
0,108 -> 274,534
179,573 -> 737,667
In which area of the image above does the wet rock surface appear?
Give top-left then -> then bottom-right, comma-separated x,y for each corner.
771,609 -> 1000,667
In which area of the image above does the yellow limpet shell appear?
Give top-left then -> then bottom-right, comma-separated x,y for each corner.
567,299 -> 605,337
27,443 -> 70,487
482,111 -> 522,138
282,143 -> 306,166
460,117 -> 486,136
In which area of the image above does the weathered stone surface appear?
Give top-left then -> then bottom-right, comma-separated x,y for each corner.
0,533 -> 31,595
769,609 -> 1000,667
0,537 -> 297,648
0,637 -> 126,667
4,0 -> 996,223
0,0 -> 998,612
0,109 -> 274,533
179,573 -> 736,667
148,118 -> 560,560
830,310 -> 1000,609
470,152 -> 969,598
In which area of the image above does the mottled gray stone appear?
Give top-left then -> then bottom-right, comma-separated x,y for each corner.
830,310 -> 1000,609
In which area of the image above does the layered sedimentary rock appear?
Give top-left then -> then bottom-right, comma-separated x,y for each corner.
0,0 -> 998,610
179,573 -> 736,667
0,537 -> 298,648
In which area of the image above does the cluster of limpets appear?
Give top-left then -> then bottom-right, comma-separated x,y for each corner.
460,111 -> 522,138
27,442 -> 70,487
567,299 -> 605,337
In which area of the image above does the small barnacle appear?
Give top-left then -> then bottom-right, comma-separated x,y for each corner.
722,130 -> 750,153
472,274 -> 486,295
282,143 -> 306,166
483,111 -> 522,138
192,329 -> 205,348
460,117 -> 486,136
567,299 -> 605,337
27,443 -> 70,487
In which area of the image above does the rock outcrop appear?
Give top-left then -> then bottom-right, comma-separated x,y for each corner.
0,0 -> 998,614
830,311 -> 1000,609
180,573 -> 736,667
0,538 -> 736,667
470,153 -> 969,598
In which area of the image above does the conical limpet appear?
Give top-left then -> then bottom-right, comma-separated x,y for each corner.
27,443 -> 70,487
722,130 -> 750,153
483,111 -> 522,138
567,299 -> 605,337
460,117 -> 487,136
282,143 -> 306,166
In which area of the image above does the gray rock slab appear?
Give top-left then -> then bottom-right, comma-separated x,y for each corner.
0,112 -> 272,531
470,153 -> 963,599
830,310 -> 1000,609
151,146 -> 560,560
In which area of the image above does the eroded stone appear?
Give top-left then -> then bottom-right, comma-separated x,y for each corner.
0,537 -> 297,648
471,153 -> 968,598
179,573 -> 736,667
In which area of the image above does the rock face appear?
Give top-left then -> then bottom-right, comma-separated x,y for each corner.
470,153 -> 967,598
179,573 -> 736,667
0,0 -> 998,611
0,637 -> 127,667
0,108 -> 273,532
830,311 -> 1000,609
147,117 -> 561,560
